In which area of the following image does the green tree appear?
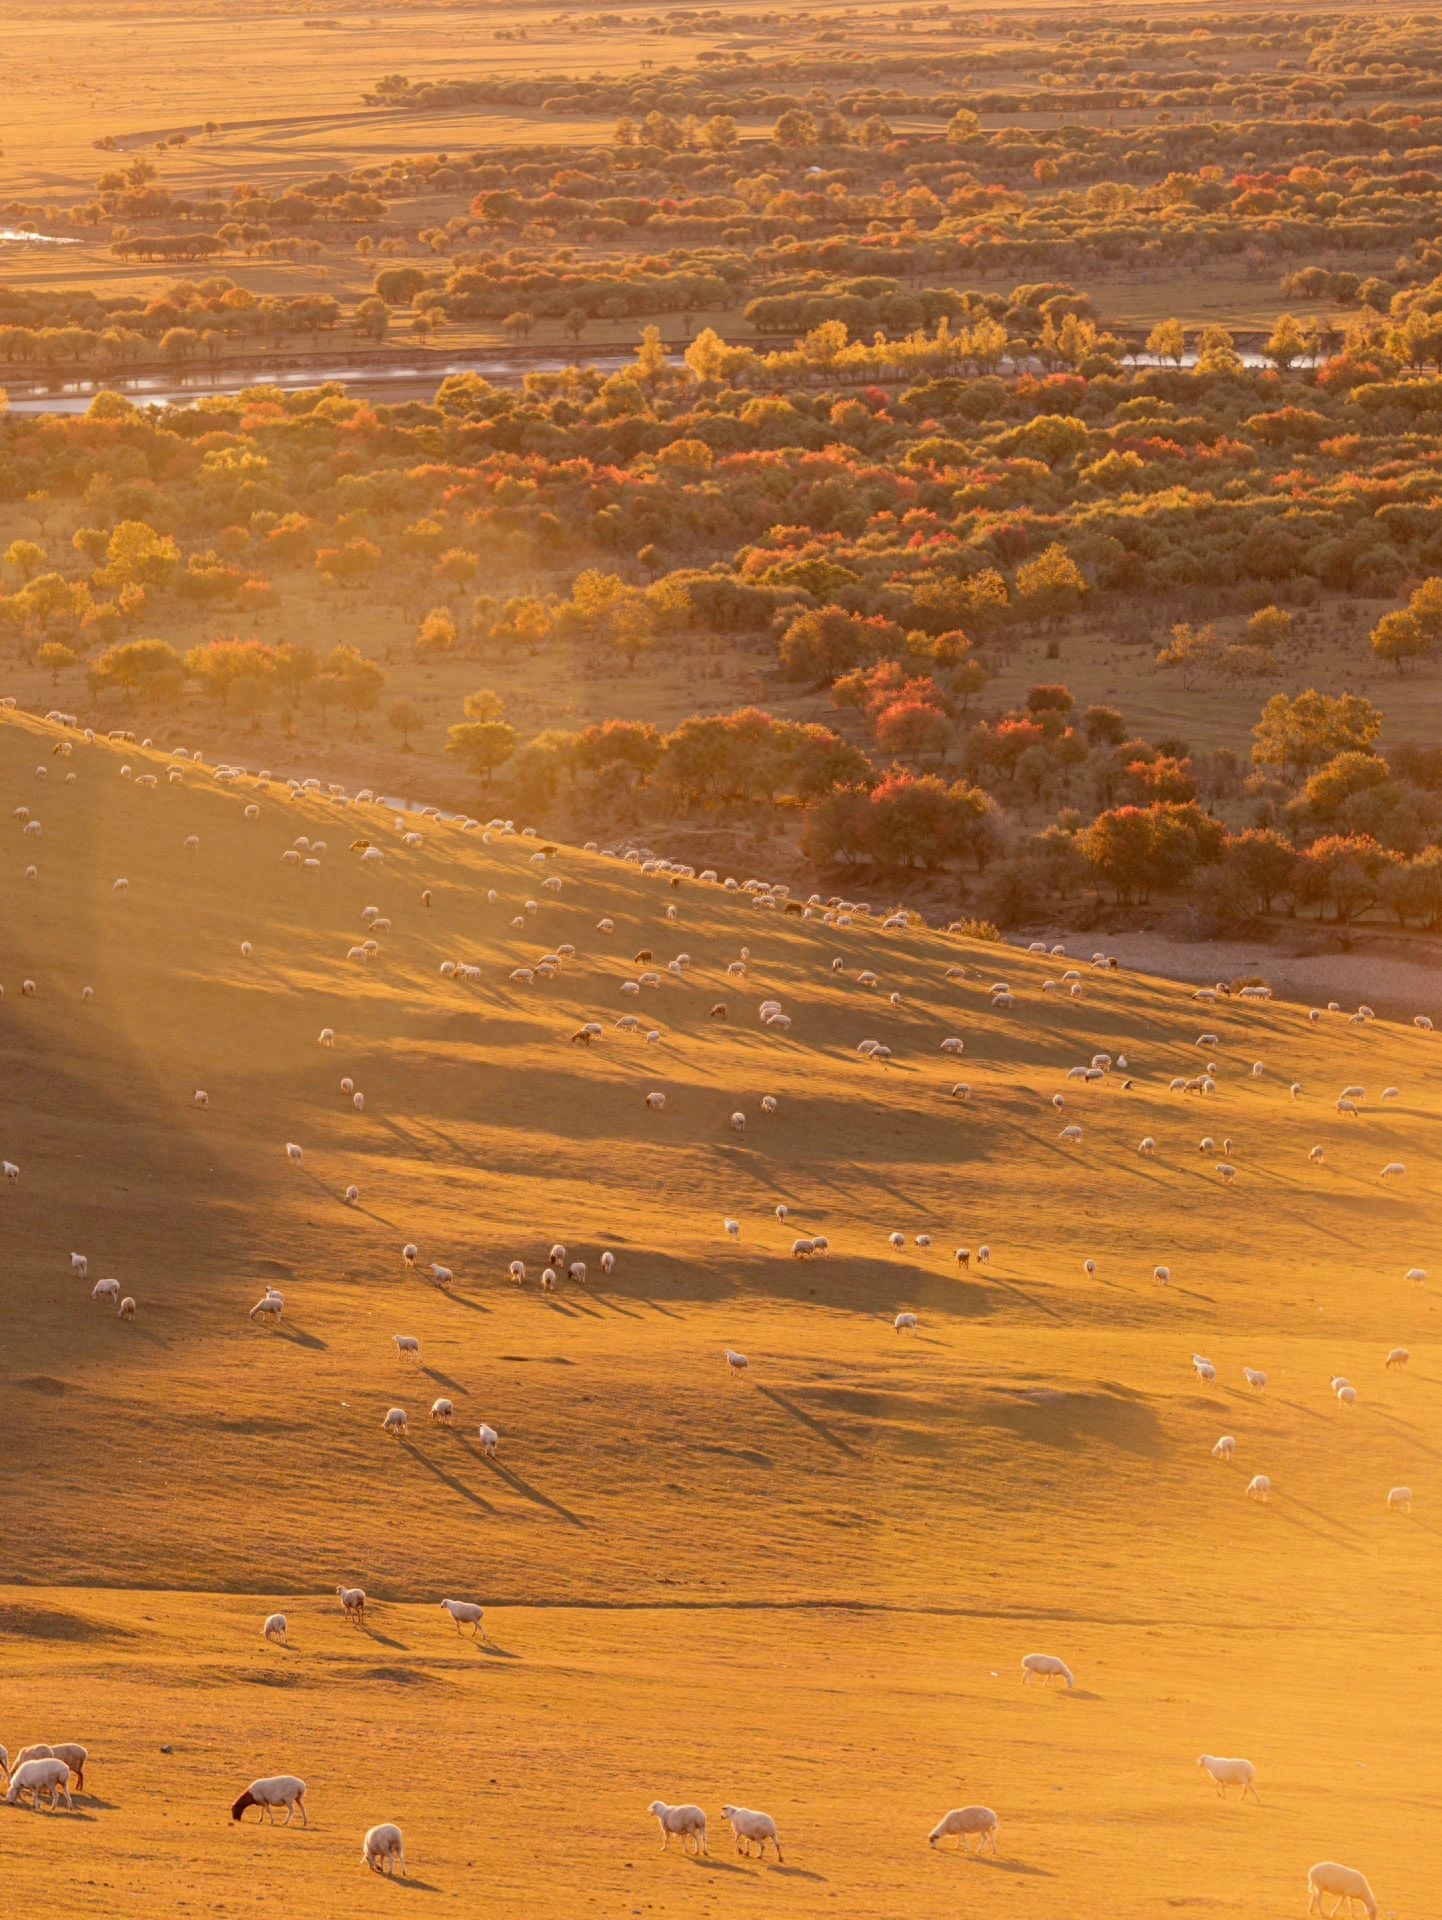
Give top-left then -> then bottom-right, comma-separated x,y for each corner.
447,719 -> 518,783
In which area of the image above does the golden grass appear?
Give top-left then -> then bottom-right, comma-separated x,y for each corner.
1,705 -> 1440,1912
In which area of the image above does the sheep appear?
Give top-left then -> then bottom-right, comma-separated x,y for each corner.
1083,1258 -> 1097,1278
645,1091 -> 666,1111
264,1613 -> 288,1645
951,1082 -> 972,1101
940,1036 -> 964,1055
549,1243 -> 567,1267
724,1348 -> 749,1376
91,1278 -> 120,1304
1153,1265 -> 1171,1286
286,1142 -> 303,1164
894,1312 -> 919,1334
928,1806 -> 998,1854
352,1092 -> 365,1112
477,1423 -> 499,1456
250,1290 -> 284,1324
341,1076 -> 355,1095
1309,1145 -> 1325,1164
568,1261 -> 587,1287
1415,1014 -> 1433,1030
1138,1136 -> 1155,1156
40,1744 -> 87,1791
70,1252 -> 88,1280
1021,1653 -> 1074,1688
319,1028 -> 335,1048
6,1757 -> 72,1811
601,1250 -> 615,1275
1306,1861 -> 1377,1918
1386,1348 -> 1409,1370
1193,1357 -> 1216,1385
401,1244 -> 418,1268
915,1233 -> 932,1250
1336,1098 -> 1358,1116
1058,1124 -> 1083,1144
440,1598 -> 488,1640
344,1185 -> 360,1206
394,1335 -> 421,1364
231,1776 -> 308,1827
1380,1162 -> 1405,1180
363,1823 -> 407,1876
1406,1268 -> 1427,1284
722,1805 -> 782,1861
2,1161 -> 18,1182
1387,1486 -> 1413,1513
21,979 -> 36,997
1336,1385 -> 1357,1408
1212,1436 -> 1236,1462
1251,1061 -> 1264,1079
118,1296 -> 136,1321
381,1407 -> 409,1436
775,1204 -> 790,1223
508,1259 -> 526,1286
336,1586 -> 366,1625
730,1111 -> 747,1134
430,1399 -> 454,1426
889,1230 -> 905,1249
430,1264 -> 453,1290
977,1246 -> 990,1264
1246,1475 -> 1271,1502
647,1800 -> 708,1855
1242,1368 -> 1268,1393
1197,1755 -> 1259,1801
724,1218 -> 740,1240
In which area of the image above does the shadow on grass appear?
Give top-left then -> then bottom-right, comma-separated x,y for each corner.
399,1439 -> 498,1515
755,1385 -> 858,1457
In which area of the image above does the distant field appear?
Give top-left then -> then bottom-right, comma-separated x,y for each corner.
1,710 -> 1439,1913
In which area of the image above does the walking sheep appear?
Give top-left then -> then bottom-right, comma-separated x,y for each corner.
721,1805 -> 782,1861
477,1423 -> 499,1457
440,1598 -> 488,1639
647,1800 -> 707,1855
1197,1755 -> 1259,1801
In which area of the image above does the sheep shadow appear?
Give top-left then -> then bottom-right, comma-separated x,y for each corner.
637,1296 -> 684,1320
970,1857 -> 1053,1877
422,1366 -> 468,1395
272,1324 -> 327,1351
768,1864 -> 827,1882
1056,1688 -> 1103,1703
442,1291 -> 490,1315
755,1385 -> 858,1457
356,1625 -> 409,1651
688,1856 -> 748,1874
389,1875 -> 444,1892
473,1451 -> 587,1528
398,1440 -> 498,1515
586,1291 -> 644,1320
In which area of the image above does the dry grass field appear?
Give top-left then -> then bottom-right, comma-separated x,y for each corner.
1,706 -> 1438,1913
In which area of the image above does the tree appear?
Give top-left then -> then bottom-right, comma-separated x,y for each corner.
1297,833 -> 1397,925
94,520 -> 179,592
1014,543 -> 1087,625
1252,690 -> 1383,774
1195,324 -> 1242,377
1220,828 -> 1298,914
388,699 -> 423,750
1157,621 -> 1222,691
945,109 -> 980,142
87,638 -> 185,703
186,637 -> 275,708
355,296 -> 390,343
1371,608 -> 1431,673
447,719 -> 517,783
1263,313 -> 1312,372
325,643 -> 385,731
415,607 -> 458,658
4,539 -> 45,581
1145,318 -> 1186,367
1245,606 -> 1292,650
37,640 -> 77,683
463,688 -> 505,722
701,114 -> 739,152
874,699 -> 952,761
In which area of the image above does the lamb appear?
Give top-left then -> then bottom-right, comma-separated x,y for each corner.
647,1800 -> 708,1855
440,1598 -> 488,1640
1021,1653 -> 1073,1688
1197,1755 -> 1258,1801
721,1804 -> 782,1861
231,1776 -> 308,1826
118,1296 -> 136,1321
382,1406 -> 409,1436
477,1423 -> 499,1456
394,1335 -> 421,1364
1242,1368 -> 1268,1393
928,1805 -> 998,1854
1246,1474 -> 1271,1502
264,1613 -> 288,1645
363,1823 -> 406,1876
430,1399 -> 454,1426
1306,1861 -> 1377,1918
1212,1436 -> 1235,1461
6,1757 -> 72,1811
1387,1486 -> 1413,1513
724,1348 -> 749,1376
894,1312 -> 919,1333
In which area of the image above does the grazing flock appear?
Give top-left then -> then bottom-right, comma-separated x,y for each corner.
1,704 -> 1436,1915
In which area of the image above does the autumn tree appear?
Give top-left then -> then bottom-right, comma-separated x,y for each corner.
447,718 -> 518,783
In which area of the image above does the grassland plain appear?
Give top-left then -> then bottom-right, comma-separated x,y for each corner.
1,706 -> 1439,1915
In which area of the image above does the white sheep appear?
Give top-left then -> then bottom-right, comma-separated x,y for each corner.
1212,1436 -> 1235,1461
430,1399 -> 454,1426
1021,1653 -> 1073,1688
6,1757 -> 72,1811
568,1261 -> 587,1286
430,1264 -> 453,1290
118,1296 -> 136,1321
1386,1348 -> 1409,1369
1246,1474 -> 1271,1502
231,1776 -> 308,1826
285,1143 -> 303,1164
1242,1368 -> 1267,1393
724,1348 -> 749,1376
647,1800 -> 707,1855
363,1823 -> 406,1876
1336,1385 -> 1357,1408
645,1091 -> 666,1111
440,1598 -> 488,1640
263,1613 -> 288,1645
2,1161 -> 18,1181
1083,1258 -> 1096,1278
1059,1124 -> 1082,1144
730,1111 -> 746,1133
1306,1861 -> 1377,1918
250,1290 -> 284,1324
1197,1755 -> 1258,1801
337,1585 -> 366,1625
889,1231 -> 905,1249
1153,1265 -> 1171,1285
724,1219 -> 740,1240
1309,1146 -> 1325,1164
721,1804 -> 782,1860
319,1028 -> 335,1048
1406,1268 -> 1427,1284
70,1253 -> 88,1279
1380,1162 -> 1405,1180
928,1805 -> 998,1854
508,1259 -> 526,1285
1138,1136 -> 1155,1155
601,1250 -> 615,1275
344,1184 -> 360,1206
394,1335 -> 420,1364
382,1407 -> 409,1436
91,1278 -> 120,1304
1193,1357 -> 1216,1385
1387,1486 -> 1412,1513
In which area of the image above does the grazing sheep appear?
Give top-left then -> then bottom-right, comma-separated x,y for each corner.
319,1028 -> 335,1048
91,1278 -> 120,1304
1138,1136 -> 1155,1155
263,1613 -> 288,1645
6,1757 -> 72,1811
1212,1436 -> 1236,1462
394,1335 -> 420,1364
889,1231 -> 905,1249
894,1312 -> 919,1333
1387,1486 -> 1412,1513
600,1250 -> 615,1275
250,1290 -> 284,1325
430,1399 -> 454,1426
1306,1861 -> 1377,1919
430,1264 -> 453,1290
1336,1385 -> 1357,1408
1406,1268 -> 1427,1284
1386,1348 -> 1409,1369
722,1805 -> 782,1861
118,1296 -> 136,1321
1153,1265 -> 1171,1285
1381,1162 -> 1405,1180
440,1598 -> 488,1640
1414,1015 -> 1433,1030
363,1823 -> 406,1876
1022,1653 -> 1074,1688
760,1095 -> 777,1115
477,1423 -> 499,1457
730,1111 -> 746,1133
1309,1146 -> 1325,1164
285,1143 -> 303,1164
381,1407 -> 409,1436
568,1261 -> 587,1286
344,1184 -> 360,1206
724,1348 -> 749,1376
647,1801 -> 708,1855
1197,1755 -> 1259,1801
1059,1124 -> 1083,1144
928,1806 -> 998,1854
645,1091 -> 666,1111
1246,1475 -> 1271,1502
70,1252 -> 88,1280
724,1219 -> 740,1240
231,1776 -> 308,1827
1083,1258 -> 1097,1278
336,1586 -> 365,1625
1243,1368 -> 1268,1393
508,1260 -> 526,1286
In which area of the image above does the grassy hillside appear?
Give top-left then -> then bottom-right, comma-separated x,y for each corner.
1,707 -> 1439,1915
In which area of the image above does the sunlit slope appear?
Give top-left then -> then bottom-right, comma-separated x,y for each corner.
0,708 -> 1438,1631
